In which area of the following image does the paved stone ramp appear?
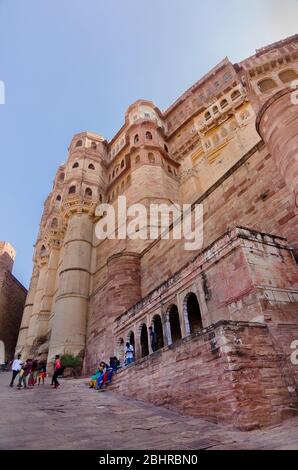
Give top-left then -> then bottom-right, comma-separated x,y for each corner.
0,373 -> 298,450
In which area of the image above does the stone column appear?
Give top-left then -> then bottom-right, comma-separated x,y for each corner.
164,313 -> 172,346
256,88 -> 298,211
35,245 -> 60,340
47,213 -> 93,361
25,258 -> 49,355
105,252 -> 142,359
15,265 -> 39,355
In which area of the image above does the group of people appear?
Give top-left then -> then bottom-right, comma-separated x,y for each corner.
9,353 -> 63,390
8,334 -> 148,392
9,354 -> 47,389
89,341 -> 135,391
89,359 -> 117,390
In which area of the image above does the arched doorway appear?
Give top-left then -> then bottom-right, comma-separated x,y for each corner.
152,315 -> 164,350
186,293 -> 202,333
140,324 -> 149,358
128,331 -> 135,350
169,305 -> 182,343
0,340 -> 5,365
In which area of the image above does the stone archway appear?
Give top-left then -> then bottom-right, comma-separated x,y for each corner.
140,324 -> 149,358
0,340 -> 5,365
183,292 -> 203,334
127,331 -> 135,350
152,314 -> 164,350
168,305 -> 182,343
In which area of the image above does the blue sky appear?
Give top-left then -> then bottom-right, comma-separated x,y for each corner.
0,0 -> 297,288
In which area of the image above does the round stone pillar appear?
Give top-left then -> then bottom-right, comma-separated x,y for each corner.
15,265 -> 39,356
103,252 -> 141,360
25,259 -> 49,354
36,246 -> 60,339
47,213 -> 93,361
107,252 -> 141,318
256,88 -> 298,210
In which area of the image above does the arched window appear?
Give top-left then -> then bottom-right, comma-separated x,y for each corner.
220,99 -> 228,109
128,331 -> 135,351
99,194 -> 102,203
212,105 -> 219,115
91,141 -> 97,149
72,162 -> 79,169
51,218 -> 58,228
205,111 -> 211,121
164,144 -> 169,153
88,163 -> 95,170
231,89 -> 241,101
76,140 -> 82,147
279,69 -> 298,84
212,134 -> 220,145
112,170 -> 115,178
121,160 -> 124,168
140,324 -> 149,358
135,155 -> 140,165
221,127 -> 228,138
134,134 -> 139,144
258,78 -> 277,93
40,245 -> 46,255
85,187 -> 92,197
152,315 -> 164,350
56,195 -> 61,201
68,185 -> 76,194
145,131 -> 153,140
185,293 -> 202,334
148,152 -> 155,163
167,165 -> 172,173
169,305 -> 182,343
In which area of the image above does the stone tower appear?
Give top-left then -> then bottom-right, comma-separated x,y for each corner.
239,36 -> 298,228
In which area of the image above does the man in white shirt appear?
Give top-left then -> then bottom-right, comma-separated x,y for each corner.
125,342 -> 134,365
9,354 -> 23,387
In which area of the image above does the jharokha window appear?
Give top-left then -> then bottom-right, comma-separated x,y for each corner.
85,187 -> 92,197
68,185 -> 76,194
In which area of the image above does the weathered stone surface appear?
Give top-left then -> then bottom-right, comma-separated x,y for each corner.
1,373 -> 298,450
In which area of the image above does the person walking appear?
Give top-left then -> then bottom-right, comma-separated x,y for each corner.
17,359 -> 31,389
9,354 -> 23,387
51,355 -> 62,389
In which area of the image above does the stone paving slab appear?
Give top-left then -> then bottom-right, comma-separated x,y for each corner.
0,372 -> 298,450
